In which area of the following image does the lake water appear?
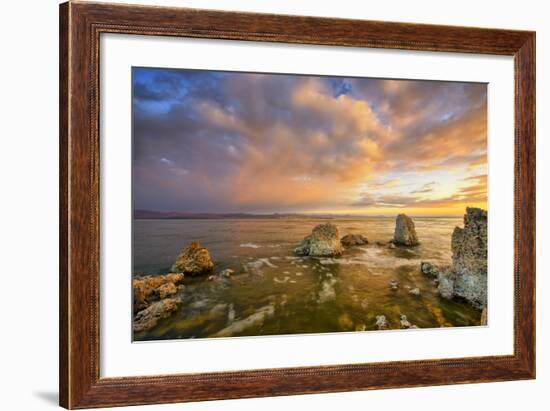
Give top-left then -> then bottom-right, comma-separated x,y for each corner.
133,217 -> 482,341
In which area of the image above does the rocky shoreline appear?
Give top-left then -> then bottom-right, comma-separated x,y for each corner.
133,208 -> 488,333
132,242 -> 214,332
420,208 -> 488,313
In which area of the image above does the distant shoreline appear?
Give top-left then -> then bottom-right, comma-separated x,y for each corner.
134,212 -> 463,220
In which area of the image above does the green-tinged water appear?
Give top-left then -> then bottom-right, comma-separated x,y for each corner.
133,217 -> 482,341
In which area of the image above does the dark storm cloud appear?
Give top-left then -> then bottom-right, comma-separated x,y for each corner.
132,67 -> 487,213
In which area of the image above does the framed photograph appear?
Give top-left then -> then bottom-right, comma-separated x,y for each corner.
59,1 -> 535,408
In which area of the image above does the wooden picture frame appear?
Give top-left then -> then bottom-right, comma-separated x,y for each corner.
59,1 -> 535,408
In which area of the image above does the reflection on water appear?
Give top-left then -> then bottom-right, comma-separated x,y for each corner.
133,218 -> 482,340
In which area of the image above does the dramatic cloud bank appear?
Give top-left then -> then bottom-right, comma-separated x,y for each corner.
133,68 -> 487,216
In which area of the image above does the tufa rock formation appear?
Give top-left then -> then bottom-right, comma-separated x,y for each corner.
393,214 -> 419,246
133,273 -> 185,314
132,271 -> 191,331
420,262 -> 441,278
451,208 -> 487,276
375,315 -> 389,330
157,282 -> 178,299
437,272 -> 455,299
171,241 -> 214,276
340,234 -> 369,247
294,223 -> 343,257
133,297 -> 182,333
437,208 -> 488,309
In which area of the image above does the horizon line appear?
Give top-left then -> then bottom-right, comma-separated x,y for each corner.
134,209 -> 470,219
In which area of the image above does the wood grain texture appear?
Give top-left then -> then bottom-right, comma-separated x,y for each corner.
59,1 -> 536,408
514,33 -> 536,374
59,2 -> 69,407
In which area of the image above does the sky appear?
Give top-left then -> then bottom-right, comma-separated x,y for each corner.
132,67 -> 487,216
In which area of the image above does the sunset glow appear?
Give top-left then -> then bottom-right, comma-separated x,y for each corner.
133,68 -> 487,216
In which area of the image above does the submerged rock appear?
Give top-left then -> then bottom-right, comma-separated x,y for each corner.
246,258 -> 277,275
219,268 -> 235,278
409,287 -> 421,296
393,214 -> 419,246
338,313 -> 355,330
208,268 -> 235,283
420,262 -> 440,278
376,315 -> 389,330
317,277 -> 337,303
133,297 -> 182,333
133,273 -> 185,313
171,241 -> 214,276
355,323 -> 367,332
213,304 -> 275,337
400,315 -> 412,329
294,223 -> 343,257
340,234 -> 369,247
437,208 -> 488,309
389,279 -> 400,291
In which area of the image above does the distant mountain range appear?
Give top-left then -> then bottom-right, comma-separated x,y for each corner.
133,210 -> 338,220
133,210 -> 459,220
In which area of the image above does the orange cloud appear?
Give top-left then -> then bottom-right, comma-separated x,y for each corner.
353,173 -> 487,215
133,69 -> 487,215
